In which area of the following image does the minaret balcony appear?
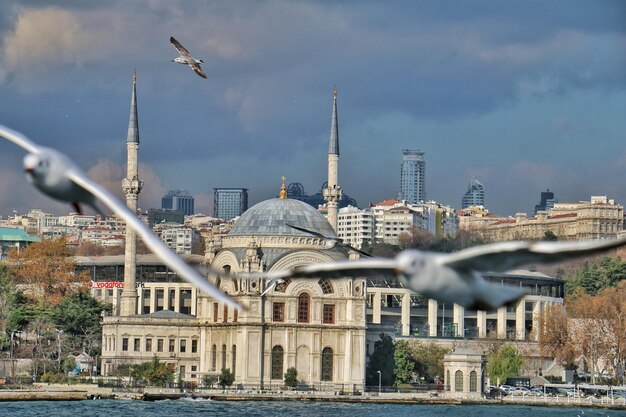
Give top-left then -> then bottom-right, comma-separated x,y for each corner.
122,178 -> 144,194
323,186 -> 343,202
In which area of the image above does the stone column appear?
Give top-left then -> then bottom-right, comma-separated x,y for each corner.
477,310 -> 487,339
496,306 -> 507,339
515,298 -> 526,340
149,287 -> 156,314
453,304 -> 465,338
372,291 -> 381,324
428,299 -> 438,337
174,287 -> 180,313
401,292 -> 411,336
532,300 -> 544,342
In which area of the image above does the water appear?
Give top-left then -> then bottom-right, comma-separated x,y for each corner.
0,400 -> 623,417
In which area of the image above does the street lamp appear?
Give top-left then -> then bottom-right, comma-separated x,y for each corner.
377,370 -> 381,395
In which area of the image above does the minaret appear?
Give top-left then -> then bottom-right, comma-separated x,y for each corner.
120,71 -> 143,316
323,86 -> 342,233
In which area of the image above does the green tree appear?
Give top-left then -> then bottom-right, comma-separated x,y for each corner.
565,257 -> 626,295
408,341 -> 450,383
219,368 -> 234,388
394,340 -> 415,385
542,230 -> 558,241
284,367 -> 298,388
130,355 -> 174,387
366,333 -> 395,386
202,374 -> 218,388
487,343 -> 523,385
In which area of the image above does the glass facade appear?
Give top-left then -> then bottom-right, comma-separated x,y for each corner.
399,149 -> 425,203
213,188 -> 249,220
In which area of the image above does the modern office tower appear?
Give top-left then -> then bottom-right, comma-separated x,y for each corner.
213,188 -> 249,220
399,149 -> 426,203
162,189 -> 195,216
120,70 -> 144,317
461,178 -> 485,209
323,87 -> 343,233
534,189 -> 556,214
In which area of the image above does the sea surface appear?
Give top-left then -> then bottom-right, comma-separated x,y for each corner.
0,400 -> 623,417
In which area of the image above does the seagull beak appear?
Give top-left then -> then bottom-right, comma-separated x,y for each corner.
24,168 -> 33,174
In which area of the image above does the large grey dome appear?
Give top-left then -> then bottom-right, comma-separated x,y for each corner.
229,198 -> 337,237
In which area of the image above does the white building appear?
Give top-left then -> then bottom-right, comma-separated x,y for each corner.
337,206 -> 374,250
158,226 -> 201,255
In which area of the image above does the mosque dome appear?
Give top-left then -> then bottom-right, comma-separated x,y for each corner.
228,198 -> 337,237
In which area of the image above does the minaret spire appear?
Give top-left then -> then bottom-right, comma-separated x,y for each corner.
120,70 -> 144,317
323,86 -> 342,233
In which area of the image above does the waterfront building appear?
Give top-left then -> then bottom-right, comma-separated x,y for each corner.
399,149 -> 426,204
162,189 -> 194,216
213,188 -> 249,221
460,196 -> 623,242
461,178 -> 485,209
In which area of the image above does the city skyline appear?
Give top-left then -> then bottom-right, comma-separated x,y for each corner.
0,1 -> 624,217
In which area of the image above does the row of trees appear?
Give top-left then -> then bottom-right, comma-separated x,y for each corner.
0,239 -> 110,379
539,283 -> 626,384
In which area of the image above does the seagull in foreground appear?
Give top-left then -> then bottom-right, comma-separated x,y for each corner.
286,223 -> 372,257
0,125 -> 239,310
261,278 -> 285,297
237,238 -> 626,309
170,36 -> 207,79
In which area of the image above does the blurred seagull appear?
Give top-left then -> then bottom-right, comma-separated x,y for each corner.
261,278 -> 285,297
0,124 -> 239,310
170,36 -> 207,79
286,223 -> 372,257
237,238 -> 626,309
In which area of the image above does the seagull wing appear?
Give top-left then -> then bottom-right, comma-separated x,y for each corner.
189,62 -> 207,79
0,124 -> 41,154
261,278 -> 283,297
170,36 -> 191,57
286,223 -> 333,239
440,238 -> 626,273
66,168 -> 240,309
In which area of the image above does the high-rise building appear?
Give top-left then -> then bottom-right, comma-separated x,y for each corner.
534,189 -> 556,214
399,149 -> 425,203
162,189 -> 194,216
461,178 -> 485,209
213,188 -> 248,220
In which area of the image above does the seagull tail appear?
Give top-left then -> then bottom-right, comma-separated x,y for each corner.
87,201 -> 107,218
467,281 -> 527,311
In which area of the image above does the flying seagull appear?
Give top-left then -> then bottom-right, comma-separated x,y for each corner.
237,238 -> 626,309
261,278 -> 285,297
286,223 -> 372,257
0,124 -> 239,310
170,36 -> 207,79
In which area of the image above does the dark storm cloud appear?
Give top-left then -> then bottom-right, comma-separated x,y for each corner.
0,0 -> 624,216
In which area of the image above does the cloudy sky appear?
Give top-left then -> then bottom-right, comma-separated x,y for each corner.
0,0 -> 624,217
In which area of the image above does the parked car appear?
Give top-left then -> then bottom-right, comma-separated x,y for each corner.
499,384 -> 514,393
511,387 -> 531,396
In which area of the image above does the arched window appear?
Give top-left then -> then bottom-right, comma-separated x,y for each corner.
318,279 -> 333,294
445,370 -> 450,391
469,371 -> 477,392
221,344 -> 227,370
211,344 -> 217,371
275,278 -> 291,293
271,346 -> 284,380
455,370 -> 463,392
232,345 -> 237,378
321,347 -> 333,381
298,293 -> 310,323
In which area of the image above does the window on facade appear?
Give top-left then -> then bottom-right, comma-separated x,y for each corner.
232,345 -> 237,378
223,305 -> 228,323
271,346 -> 284,380
191,339 -> 198,353
321,347 -> 333,381
221,344 -> 227,370
146,338 -> 152,352
157,339 -> 164,352
180,365 -> 186,379
142,288 -> 151,314
155,289 -> 164,311
213,303 -> 219,322
455,370 -> 463,392
134,338 -> 140,352
169,339 -> 175,353
211,344 -> 217,371
323,304 -> 335,324
446,370 -> 450,391
180,339 -> 186,353
122,337 -> 128,351
168,289 -> 176,311
273,302 -> 285,322
180,289 -> 192,315
319,279 -> 333,294
469,371 -> 477,392
297,293 -> 310,323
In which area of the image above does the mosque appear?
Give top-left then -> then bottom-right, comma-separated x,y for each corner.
95,75 -> 564,388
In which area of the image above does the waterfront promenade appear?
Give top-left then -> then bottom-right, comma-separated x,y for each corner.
0,384 -> 624,410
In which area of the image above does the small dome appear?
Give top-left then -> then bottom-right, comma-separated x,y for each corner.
229,198 -> 336,237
